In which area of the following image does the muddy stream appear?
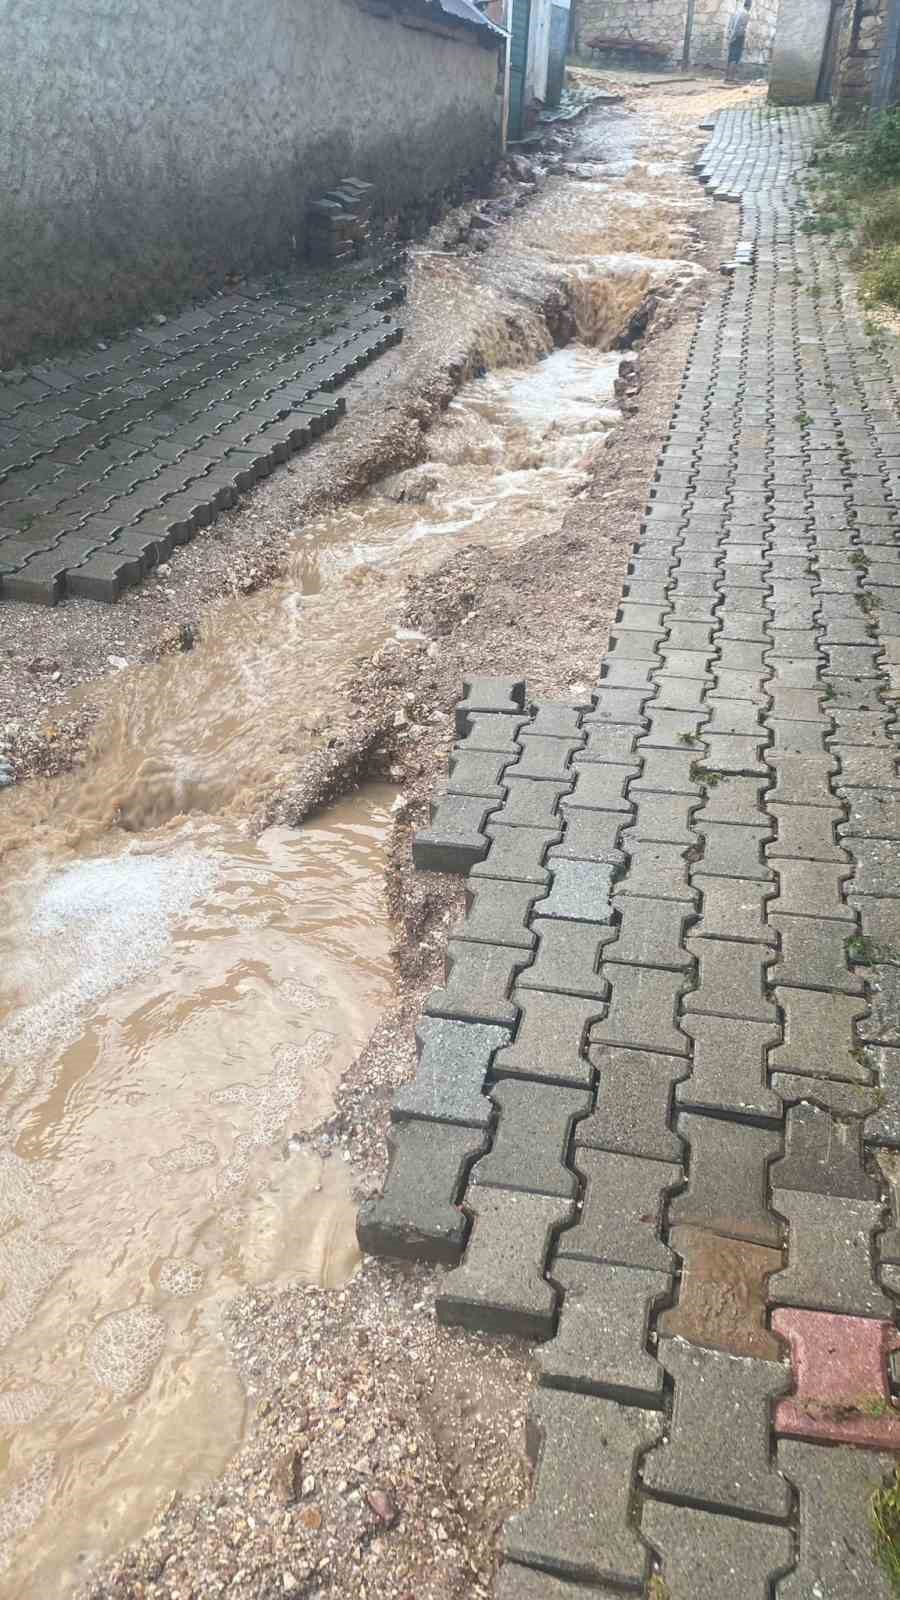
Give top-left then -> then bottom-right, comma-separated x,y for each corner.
0,104 -> 709,1597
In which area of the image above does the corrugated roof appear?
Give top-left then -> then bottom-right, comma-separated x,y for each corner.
433,0 -> 506,37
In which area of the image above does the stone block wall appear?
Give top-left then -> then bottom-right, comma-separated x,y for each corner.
831,0 -> 887,121
574,0 -> 776,68
0,0 -> 502,365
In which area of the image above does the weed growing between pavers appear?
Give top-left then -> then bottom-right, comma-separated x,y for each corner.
871,1466 -> 900,1593
804,111 -> 900,311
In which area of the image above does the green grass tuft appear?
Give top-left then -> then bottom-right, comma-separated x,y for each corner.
871,1467 -> 900,1594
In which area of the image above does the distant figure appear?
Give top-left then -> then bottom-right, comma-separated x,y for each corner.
725,0 -> 752,81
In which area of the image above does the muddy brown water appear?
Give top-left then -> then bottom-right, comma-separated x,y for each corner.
0,98 -> 713,1596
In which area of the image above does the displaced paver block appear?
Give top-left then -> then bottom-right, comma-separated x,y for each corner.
493,991 -> 604,1088
393,1016 -> 509,1127
605,895 -> 695,971
773,1309 -> 900,1447
678,1015 -> 782,1119
493,777 -> 571,829
437,1187 -> 572,1339
769,913 -> 864,994
547,809 -> 624,864
642,1500 -> 793,1600
455,676 -> 526,736
472,1079 -> 591,1199
770,989 -> 873,1083
471,825 -> 561,886
503,1389 -> 661,1588
770,1103 -> 878,1199
357,1120 -> 488,1265
456,712 -> 529,754
458,878 -> 544,950
537,1258 -> 670,1407
777,1440 -> 896,1600
412,792 -> 497,874
581,1046 -> 686,1161
669,1113 -> 783,1249
643,1340 -> 792,1519
510,735 -> 583,783
772,1189 -> 891,1317
660,1225 -> 784,1359
517,917 -> 612,1001
445,748 -> 511,800
537,859 -> 616,923
558,1149 -> 681,1273
425,939 -> 523,1028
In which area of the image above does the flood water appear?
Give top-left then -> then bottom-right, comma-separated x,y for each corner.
0,86 -> 714,1595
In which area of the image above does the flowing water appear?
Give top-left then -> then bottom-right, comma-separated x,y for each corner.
0,93 -> 712,1595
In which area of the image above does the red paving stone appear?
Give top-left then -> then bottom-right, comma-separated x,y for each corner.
773,1308 -> 900,1448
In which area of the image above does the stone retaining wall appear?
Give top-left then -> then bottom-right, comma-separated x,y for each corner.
574,0 -> 777,69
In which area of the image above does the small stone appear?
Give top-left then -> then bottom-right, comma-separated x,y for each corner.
366,1488 -> 397,1525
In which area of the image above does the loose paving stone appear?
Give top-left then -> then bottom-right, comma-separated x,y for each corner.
471,826 -> 561,886
493,778 -> 571,830
684,937 -> 777,1023
579,1046 -> 686,1162
510,736 -> 583,783
457,713 -> 529,754
642,1501 -> 793,1600
558,1149 -> 681,1273
392,1017 -> 507,1128
771,1190 -> 892,1316
493,991 -> 604,1088
692,875 -> 776,942
560,763 -> 638,814
773,1309 -> 900,1447
536,1259 -> 670,1406
678,1015 -> 782,1119
454,676 -> 526,735
537,860 -> 616,923
356,1120 -> 489,1265
770,988 -> 873,1083
425,939 -> 523,1028
517,918 -> 612,1001
590,966 -> 689,1057
445,749 -> 512,800
605,896 -> 695,971
770,1102 -> 877,1198
660,1226 -> 784,1359
457,879 -> 544,950
769,913 -> 864,993
472,1079 -> 591,1199
503,1390 -> 661,1589
669,1113 -> 783,1248
777,1441 -> 896,1599
436,1188 -> 573,1339
643,1340 -> 792,1519
547,810 -> 624,864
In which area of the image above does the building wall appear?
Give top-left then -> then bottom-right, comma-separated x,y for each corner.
574,0 -> 776,67
831,0 -> 890,119
0,0 -> 501,364
769,0 -> 833,99
527,0 -> 554,101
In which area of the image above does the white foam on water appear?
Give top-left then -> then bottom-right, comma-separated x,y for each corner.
0,847 -> 217,1072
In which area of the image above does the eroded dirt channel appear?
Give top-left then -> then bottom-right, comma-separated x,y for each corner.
0,78 -> 741,1596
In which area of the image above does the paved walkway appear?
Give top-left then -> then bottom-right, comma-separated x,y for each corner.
0,270 -> 403,604
360,103 -> 900,1597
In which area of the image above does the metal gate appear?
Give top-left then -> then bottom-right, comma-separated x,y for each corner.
508,0 -> 532,140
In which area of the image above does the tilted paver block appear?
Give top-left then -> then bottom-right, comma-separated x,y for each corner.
457,879 -> 544,950
770,988 -> 873,1083
604,896 -> 695,971
454,677 -> 526,735
560,763 -> 638,814
493,991 -> 603,1089
509,736 -> 583,783
660,1225 -> 784,1359
471,1079 -> 591,1199
678,1015 -> 782,1119
536,1258 -> 670,1407
492,777 -> 571,830
547,810 -> 624,864
772,1190 -> 891,1317
502,1390 -> 660,1589
356,1120 -> 488,1265
684,936 -> 777,1023
436,1187 -> 572,1338
769,913 -> 864,994
669,1113 -> 783,1249
776,1441 -> 896,1600
412,792 -> 497,874
643,1340 -> 792,1519
470,825 -> 561,886
392,1016 -> 508,1128
558,1149 -> 681,1273
642,1500 -> 793,1600
580,1046 -> 686,1161
770,1102 -> 877,1199
773,1309 -> 900,1448
445,749 -> 511,800
455,712 -> 528,754
425,939 -> 522,1028
591,966 -> 689,1057
518,918 -> 613,1002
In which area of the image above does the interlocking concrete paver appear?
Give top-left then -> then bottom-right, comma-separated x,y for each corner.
770,1103 -> 877,1198
537,860 -> 616,923
772,1190 -> 891,1316
692,875 -> 776,942
494,1565 -> 617,1600
445,749 -> 511,800
771,988 -> 873,1083
643,1340 -> 792,1519
770,860 -> 854,921
517,918 -> 612,1001
678,1015 -> 782,1119
547,810 -> 624,864
621,791 -> 697,842
773,1309 -> 900,1447
580,1046 -> 686,1161
425,939 -> 522,1028
590,965 -> 689,1057
777,1441 -> 896,1599
660,1226 -> 784,1358
558,1149 -> 681,1272
472,1080 -> 590,1199
605,896 -> 695,971
437,1188 -> 573,1338
859,966 -> 900,1046
492,778 -> 571,830
695,820 -> 774,879
457,879 -> 543,949
393,1017 -> 505,1129
454,676 -> 526,734
536,1259 -> 670,1406
642,1502 -> 793,1600
684,937 -> 777,1023
510,736 -> 583,783
669,1113 -> 783,1248
493,991 -> 603,1088
356,1120 -> 488,1264
864,1046 -> 900,1146
471,825 -> 561,885
770,913 -> 864,993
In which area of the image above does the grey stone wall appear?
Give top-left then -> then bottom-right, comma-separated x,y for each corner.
574,0 -> 776,68
769,0 -> 832,100
831,0 -> 886,121
0,0 -> 501,364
